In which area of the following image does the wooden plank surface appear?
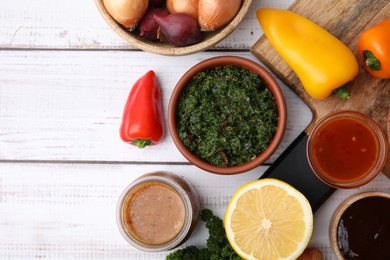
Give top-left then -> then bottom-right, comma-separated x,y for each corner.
0,51 -> 311,162
0,164 -> 260,259
0,0 -> 293,50
0,163 -> 389,259
0,0 -> 389,259
251,0 -> 390,176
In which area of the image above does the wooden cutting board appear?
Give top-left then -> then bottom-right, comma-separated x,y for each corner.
251,0 -> 390,178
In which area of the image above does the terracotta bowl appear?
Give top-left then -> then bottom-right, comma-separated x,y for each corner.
168,56 -> 287,175
94,0 -> 253,56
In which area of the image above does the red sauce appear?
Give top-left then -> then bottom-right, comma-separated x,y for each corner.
123,182 -> 186,245
337,196 -> 390,259
311,117 -> 379,183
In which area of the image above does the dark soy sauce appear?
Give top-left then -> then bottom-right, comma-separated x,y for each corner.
337,196 -> 390,259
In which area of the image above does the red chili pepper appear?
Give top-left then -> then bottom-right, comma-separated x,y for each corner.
120,70 -> 164,148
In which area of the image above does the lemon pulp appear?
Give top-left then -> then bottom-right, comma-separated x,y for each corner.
225,178 -> 313,260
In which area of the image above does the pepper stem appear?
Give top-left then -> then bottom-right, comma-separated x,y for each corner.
132,139 -> 152,148
332,85 -> 350,99
363,50 -> 381,70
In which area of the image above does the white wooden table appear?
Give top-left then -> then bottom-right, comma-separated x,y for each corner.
0,1 -> 389,259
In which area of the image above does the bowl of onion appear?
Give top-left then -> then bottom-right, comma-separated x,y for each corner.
95,0 -> 253,56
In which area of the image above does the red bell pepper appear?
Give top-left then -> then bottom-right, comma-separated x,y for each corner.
120,70 -> 164,148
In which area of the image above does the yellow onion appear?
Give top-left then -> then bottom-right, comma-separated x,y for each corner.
103,0 -> 149,31
198,0 -> 242,31
166,0 -> 199,20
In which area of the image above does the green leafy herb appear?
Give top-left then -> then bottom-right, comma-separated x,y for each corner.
166,209 -> 242,260
176,65 -> 278,167
165,246 -> 210,260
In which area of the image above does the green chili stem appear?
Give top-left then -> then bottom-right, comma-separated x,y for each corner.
332,85 -> 350,100
363,50 -> 381,70
132,139 -> 151,148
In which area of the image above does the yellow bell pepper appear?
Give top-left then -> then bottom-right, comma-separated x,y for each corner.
256,8 -> 358,99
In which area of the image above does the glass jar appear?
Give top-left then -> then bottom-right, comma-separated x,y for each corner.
116,171 -> 200,252
306,110 -> 388,188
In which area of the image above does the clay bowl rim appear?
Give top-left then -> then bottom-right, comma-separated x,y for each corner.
94,0 -> 253,56
329,191 -> 390,259
168,56 -> 287,175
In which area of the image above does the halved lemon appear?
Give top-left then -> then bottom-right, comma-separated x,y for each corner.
225,178 -> 313,260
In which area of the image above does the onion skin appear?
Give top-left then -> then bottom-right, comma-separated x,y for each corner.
198,0 -> 242,31
153,13 -> 202,47
103,0 -> 149,31
138,8 -> 169,41
166,0 -> 199,20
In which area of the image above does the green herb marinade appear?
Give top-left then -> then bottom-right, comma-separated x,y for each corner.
176,65 -> 278,167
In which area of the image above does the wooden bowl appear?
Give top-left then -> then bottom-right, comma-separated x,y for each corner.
329,192 -> 390,259
94,0 -> 253,56
168,56 -> 287,175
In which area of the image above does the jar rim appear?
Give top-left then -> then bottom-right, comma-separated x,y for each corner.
116,172 -> 195,252
306,110 -> 388,189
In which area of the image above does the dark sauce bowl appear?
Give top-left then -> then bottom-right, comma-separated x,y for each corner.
168,56 -> 287,175
329,192 -> 390,259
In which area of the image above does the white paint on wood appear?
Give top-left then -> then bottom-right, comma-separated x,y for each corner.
0,163 -> 262,259
1,1 -> 384,259
0,51 -> 312,162
0,163 -> 388,259
0,0 -> 294,50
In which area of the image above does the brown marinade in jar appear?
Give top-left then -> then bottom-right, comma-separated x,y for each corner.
123,181 -> 186,245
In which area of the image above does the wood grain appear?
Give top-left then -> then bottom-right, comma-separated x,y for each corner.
0,0 -> 294,50
0,1 -> 388,259
0,162 -> 388,259
94,0 -> 253,55
388,111 -> 390,144
0,51 -> 311,162
251,0 -> 390,176
0,163 -> 261,259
